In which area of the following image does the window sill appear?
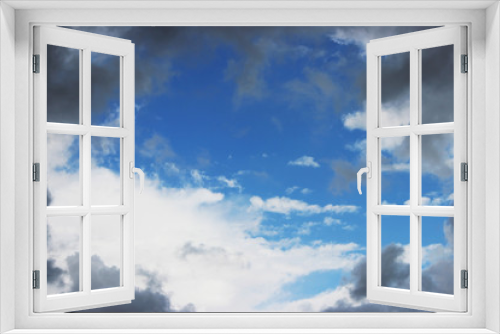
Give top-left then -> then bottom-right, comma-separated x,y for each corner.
4,329 -> 498,334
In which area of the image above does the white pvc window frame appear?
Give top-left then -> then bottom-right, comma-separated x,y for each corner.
33,26 -> 136,312
365,26 -> 468,312
5,4 -> 495,333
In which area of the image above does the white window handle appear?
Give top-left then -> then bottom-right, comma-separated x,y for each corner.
129,161 -> 145,194
357,162 -> 372,195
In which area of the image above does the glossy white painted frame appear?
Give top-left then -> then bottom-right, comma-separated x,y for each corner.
1,2 -> 495,333
32,26 -> 135,312
365,26 -> 467,312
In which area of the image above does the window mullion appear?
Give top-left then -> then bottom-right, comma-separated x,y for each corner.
409,47 -> 420,294
82,47 -> 92,294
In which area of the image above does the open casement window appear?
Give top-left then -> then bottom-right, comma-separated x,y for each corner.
33,26 -> 141,312
362,26 -> 467,312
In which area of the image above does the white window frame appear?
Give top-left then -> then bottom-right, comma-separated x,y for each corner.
0,1 -> 499,333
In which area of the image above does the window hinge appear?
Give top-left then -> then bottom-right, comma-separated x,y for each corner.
461,270 -> 468,289
33,54 -> 40,73
33,163 -> 40,182
461,162 -> 468,181
33,270 -> 40,289
461,54 -> 468,73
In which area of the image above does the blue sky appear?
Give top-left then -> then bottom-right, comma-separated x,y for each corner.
45,26 -> 455,312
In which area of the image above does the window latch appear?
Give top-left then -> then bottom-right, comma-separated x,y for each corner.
129,161 -> 145,194
357,162 -> 372,195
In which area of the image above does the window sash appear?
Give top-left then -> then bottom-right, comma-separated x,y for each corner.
365,26 -> 468,312
32,25 -> 136,313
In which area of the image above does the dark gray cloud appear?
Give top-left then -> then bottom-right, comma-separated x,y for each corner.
46,253 -> 79,294
90,255 -> 120,290
65,26 -> 433,107
381,51 -> 410,107
46,252 -> 194,312
323,218 -> 454,312
47,224 -> 76,292
91,52 -> 120,125
421,259 -> 453,295
331,26 -> 434,103
47,45 -> 80,124
56,26 -> 449,127
421,45 -> 454,124
422,218 -> 454,294
80,266 -> 182,313
347,27 -> 451,118
46,258 -> 65,287
321,246 -> 415,312
68,26 -> 283,104
67,252 -> 80,292
78,263 -> 196,313
381,244 -> 410,289
349,244 -> 410,300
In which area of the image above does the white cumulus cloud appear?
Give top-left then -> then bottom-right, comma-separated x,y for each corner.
288,156 -> 320,168
342,111 -> 366,131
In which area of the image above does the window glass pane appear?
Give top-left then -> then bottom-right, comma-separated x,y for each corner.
47,45 -> 80,124
381,215 -> 410,290
91,137 -> 121,205
421,134 -> 454,206
91,52 -> 120,127
380,52 -> 410,127
91,215 -> 121,290
47,216 -> 81,295
47,134 -> 81,206
421,217 -> 454,295
381,137 -> 410,205
421,45 -> 454,124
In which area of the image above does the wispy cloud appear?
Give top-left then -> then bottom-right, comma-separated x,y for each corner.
288,156 -> 320,168
285,186 -> 299,195
250,196 -> 358,215
139,133 -> 176,160
190,169 -> 207,185
285,186 -> 312,195
323,217 -> 342,226
297,222 -> 318,236
217,176 -> 243,192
